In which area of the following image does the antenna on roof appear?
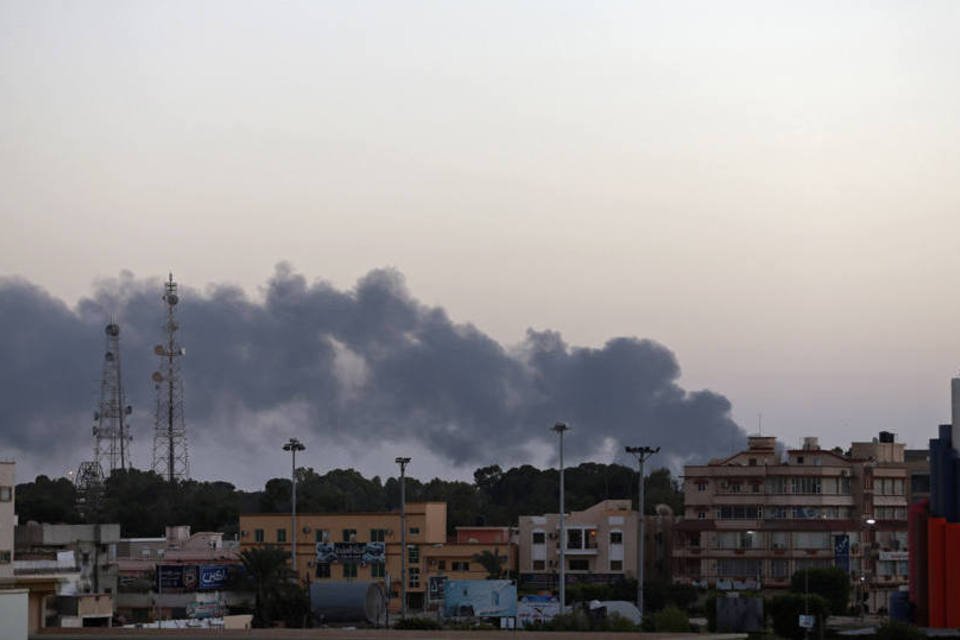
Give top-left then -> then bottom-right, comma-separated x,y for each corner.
758,413 -> 763,437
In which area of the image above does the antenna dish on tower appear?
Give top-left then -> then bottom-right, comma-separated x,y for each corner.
151,371 -> 164,383
154,345 -> 165,356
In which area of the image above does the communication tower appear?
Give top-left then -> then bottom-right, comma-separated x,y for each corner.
92,322 -> 133,472
150,273 -> 190,482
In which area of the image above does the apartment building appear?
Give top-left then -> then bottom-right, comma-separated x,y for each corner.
517,500 -> 639,590
675,434 -> 912,613
239,503 -> 514,612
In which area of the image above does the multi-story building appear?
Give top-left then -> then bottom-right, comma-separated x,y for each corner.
517,500 -> 641,590
0,461 -> 13,579
675,433 -> 912,613
239,502 -> 514,612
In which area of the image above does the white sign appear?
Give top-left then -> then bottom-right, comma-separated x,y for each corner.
878,551 -> 908,561
798,614 -> 815,629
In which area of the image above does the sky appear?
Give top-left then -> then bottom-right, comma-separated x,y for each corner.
2,1 -> 960,489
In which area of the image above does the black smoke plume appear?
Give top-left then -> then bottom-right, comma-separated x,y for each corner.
0,265 -> 746,481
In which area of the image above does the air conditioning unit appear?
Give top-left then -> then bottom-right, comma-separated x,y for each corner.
240,530 -> 248,537
548,532 -> 558,540
302,526 -> 311,534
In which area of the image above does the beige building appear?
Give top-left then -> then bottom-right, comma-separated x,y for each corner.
675,434 -> 911,612
517,500 -> 641,589
239,502 -> 515,612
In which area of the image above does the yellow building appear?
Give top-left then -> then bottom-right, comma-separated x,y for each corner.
239,504 -> 516,612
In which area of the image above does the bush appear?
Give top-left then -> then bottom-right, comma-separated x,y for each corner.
767,593 -> 829,640
654,605 -> 690,632
394,616 -> 441,630
789,567 -> 850,615
874,620 -> 925,640
525,610 -> 640,632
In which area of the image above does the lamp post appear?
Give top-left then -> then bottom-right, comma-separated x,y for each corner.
625,445 -> 659,625
395,456 -> 411,619
283,438 -> 305,578
155,548 -> 165,626
552,422 -> 569,612
861,517 -> 876,619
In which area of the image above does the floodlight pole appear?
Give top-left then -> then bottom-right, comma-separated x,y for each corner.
552,423 -> 570,612
283,438 -> 305,578
396,456 -> 411,620
625,445 -> 659,625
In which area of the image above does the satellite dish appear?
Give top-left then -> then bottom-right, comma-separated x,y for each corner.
165,293 -> 179,306
105,323 -> 120,336
179,347 -> 186,356
154,345 -> 165,356
93,411 -> 100,420
151,371 -> 164,383
125,405 -> 133,415
105,352 -> 114,361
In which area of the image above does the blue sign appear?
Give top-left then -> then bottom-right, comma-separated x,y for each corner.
157,564 -> 198,590
199,564 -> 231,590
834,534 -> 850,573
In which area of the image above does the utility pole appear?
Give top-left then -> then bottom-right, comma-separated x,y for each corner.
395,456 -> 411,619
625,445 -> 659,625
552,423 -> 569,612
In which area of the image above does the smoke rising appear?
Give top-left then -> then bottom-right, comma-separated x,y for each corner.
0,265 -> 746,482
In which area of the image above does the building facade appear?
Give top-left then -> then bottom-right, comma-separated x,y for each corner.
517,500 -> 642,590
675,434 -> 911,612
239,502 -> 515,612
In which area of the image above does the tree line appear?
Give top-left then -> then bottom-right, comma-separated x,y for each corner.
14,462 -> 683,538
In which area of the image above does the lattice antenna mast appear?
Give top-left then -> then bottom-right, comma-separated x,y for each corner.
92,322 -> 133,473
151,273 -> 189,482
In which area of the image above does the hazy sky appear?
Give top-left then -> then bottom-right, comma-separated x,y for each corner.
3,2 -> 960,486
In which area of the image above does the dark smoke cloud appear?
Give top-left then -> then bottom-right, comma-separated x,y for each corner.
0,265 -> 746,481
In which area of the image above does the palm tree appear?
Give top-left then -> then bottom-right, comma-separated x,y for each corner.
472,547 -> 509,579
239,546 -> 296,626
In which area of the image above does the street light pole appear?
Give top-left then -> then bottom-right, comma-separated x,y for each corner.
625,445 -> 659,626
283,438 -> 305,578
395,456 -> 411,620
552,423 -> 569,612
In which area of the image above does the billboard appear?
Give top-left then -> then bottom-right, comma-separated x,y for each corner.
157,564 -> 198,590
443,580 -> 517,618
834,534 -> 850,573
428,576 -> 448,603
198,564 -> 232,590
315,542 -> 385,565
517,595 -> 560,627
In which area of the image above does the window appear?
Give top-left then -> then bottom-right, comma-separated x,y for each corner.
793,532 -> 831,549
533,560 -> 545,571
437,560 -> 446,571
585,528 -> 598,549
771,559 -> 789,578
342,529 -> 356,542
771,532 -> 788,550
610,531 -> 623,545
0,486 -> 11,502
765,477 -> 787,494
370,528 -> 387,542
716,505 -> 760,520
407,545 -> 420,564
452,561 -> 470,571
315,529 -> 329,543
791,477 -> 822,495
532,531 -> 546,544
371,563 -> 385,578
343,563 -> 358,578
717,558 -> 762,577
277,529 -> 287,543
696,480 -> 707,491
409,527 -> 420,536
316,564 -> 331,579
409,567 -> 420,588
610,560 -> 623,571
569,559 -> 589,571
567,529 -> 583,550
697,511 -> 706,520
254,529 -> 265,543
0,550 -> 10,564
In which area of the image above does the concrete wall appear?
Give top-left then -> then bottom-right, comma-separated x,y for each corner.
0,589 -> 29,640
